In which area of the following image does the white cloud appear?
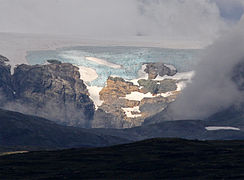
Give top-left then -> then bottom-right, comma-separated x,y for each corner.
169,16 -> 244,120
0,0 -> 240,43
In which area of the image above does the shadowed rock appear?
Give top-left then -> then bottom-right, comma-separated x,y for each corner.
0,55 -> 95,127
144,62 -> 177,79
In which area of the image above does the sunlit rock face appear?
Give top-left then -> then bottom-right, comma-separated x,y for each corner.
92,63 -> 190,129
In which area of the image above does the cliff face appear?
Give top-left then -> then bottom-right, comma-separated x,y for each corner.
0,56 -> 95,127
0,55 -> 14,102
0,55 -> 187,129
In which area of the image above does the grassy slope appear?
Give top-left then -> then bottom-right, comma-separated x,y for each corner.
0,138 -> 244,179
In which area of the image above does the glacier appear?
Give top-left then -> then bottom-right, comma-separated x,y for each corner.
26,46 -> 200,86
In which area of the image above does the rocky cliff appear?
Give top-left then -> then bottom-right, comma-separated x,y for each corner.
92,63 -> 184,129
0,55 -> 14,103
0,56 -> 95,127
0,55 -> 191,129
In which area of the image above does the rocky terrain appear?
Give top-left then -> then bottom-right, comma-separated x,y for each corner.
93,63 -> 187,128
0,55 -> 14,102
0,56 -> 94,127
144,62 -> 177,79
0,54 -> 191,128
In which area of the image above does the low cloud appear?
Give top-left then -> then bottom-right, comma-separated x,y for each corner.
0,0 -> 242,43
169,16 -> 244,120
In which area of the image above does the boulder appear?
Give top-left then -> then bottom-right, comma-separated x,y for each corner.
144,63 -> 177,79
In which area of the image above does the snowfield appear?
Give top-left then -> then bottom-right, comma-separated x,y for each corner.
205,126 -> 240,131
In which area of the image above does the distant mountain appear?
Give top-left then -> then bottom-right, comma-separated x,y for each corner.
0,109 -> 130,150
1,138 -> 244,179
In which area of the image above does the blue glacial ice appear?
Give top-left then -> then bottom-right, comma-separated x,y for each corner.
26,46 -> 200,86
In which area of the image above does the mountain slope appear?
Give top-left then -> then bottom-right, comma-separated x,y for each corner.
1,138 -> 244,179
1,106 -> 244,153
93,119 -> 244,141
0,109 -> 130,149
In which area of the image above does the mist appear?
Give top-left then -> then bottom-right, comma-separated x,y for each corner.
0,0 -> 242,44
169,16 -> 244,120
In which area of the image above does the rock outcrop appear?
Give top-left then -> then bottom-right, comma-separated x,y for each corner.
138,79 -> 177,94
0,56 -> 14,103
0,56 -> 187,129
92,75 -> 180,128
144,62 -> 177,79
0,56 -> 95,127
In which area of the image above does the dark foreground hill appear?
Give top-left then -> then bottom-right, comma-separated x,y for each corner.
0,109 -> 130,150
1,138 -> 244,179
1,108 -> 244,153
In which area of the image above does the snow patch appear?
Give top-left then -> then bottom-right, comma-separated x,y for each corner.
85,57 -> 122,69
86,86 -> 103,109
176,81 -> 187,91
205,126 -> 240,131
154,71 -> 195,81
159,91 -> 174,97
78,66 -> 98,82
122,106 -> 141,118
123,92 -> 154,101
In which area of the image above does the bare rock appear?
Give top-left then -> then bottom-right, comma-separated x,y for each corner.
144,63 -> 177,79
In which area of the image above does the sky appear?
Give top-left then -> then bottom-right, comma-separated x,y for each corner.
0,0 -> 243,43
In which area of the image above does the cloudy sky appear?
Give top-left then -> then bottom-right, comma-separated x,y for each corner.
0,0 -> 243,42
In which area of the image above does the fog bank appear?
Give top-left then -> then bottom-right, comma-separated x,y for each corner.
169,17 -> 244,120
0,0 -> 243,44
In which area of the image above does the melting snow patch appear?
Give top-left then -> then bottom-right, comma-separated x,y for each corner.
78,66 -> 98,82
86,86 -> 103,109
159,91 -> 174,97
154,71 -> 195,81
123,92 -> 154,101
176,81 -> 187,91
85,57 -> 122,69
122,106 -> 141,118
205,126 -> 240,131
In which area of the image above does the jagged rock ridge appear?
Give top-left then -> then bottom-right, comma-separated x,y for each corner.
0,56 -> 95,127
